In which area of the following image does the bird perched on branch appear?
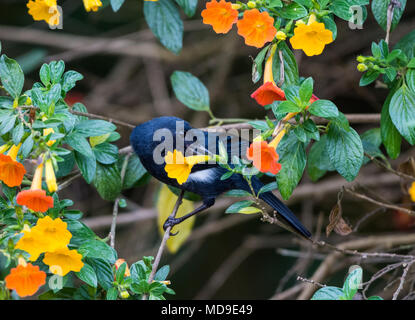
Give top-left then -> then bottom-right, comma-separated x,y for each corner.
130,116 -> 311,238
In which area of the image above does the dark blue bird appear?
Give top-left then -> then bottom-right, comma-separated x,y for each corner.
130,116 -> 311,238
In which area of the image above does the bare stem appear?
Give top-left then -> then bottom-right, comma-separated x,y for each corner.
109,153 -> 132,248
142,189 -> 185,300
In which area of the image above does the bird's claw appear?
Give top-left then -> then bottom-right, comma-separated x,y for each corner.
163,217 -> 181,236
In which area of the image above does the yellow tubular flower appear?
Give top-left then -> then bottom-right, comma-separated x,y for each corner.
83,0 -> 103,12
45,158 -> 57,193
289,14 -> 333,56
43,247 -> 84,276
269,128 -> 287,149
164,150 -> 211,185
27,0 -> 60,26
15,227 -> 48,261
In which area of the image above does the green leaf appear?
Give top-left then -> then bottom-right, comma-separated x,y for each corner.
406,68 -> 415,92
171,71 -> 210,111
389,85 -> 415,145
110,0 -> 125,11
326,122 -> 363,181
61,70 -> 83,93
276,131 -> 307,199
144,0 -> 183,54
360,70 -> 381,86
293,126 -> 307,143
299,77 -> 313,102
49,60 -> 65,84
106,287 -> 118,300
79,240 -> 117,263
273,41 -> 299,87
342,267 -> 363,300
74,120 -> 116,137
275,100 -> 302,115
258,182 -> 278,195
65,132 -> 94,158
238,206 -> 262,214
39,63 -> 51,86
371,0 -> 406,32
330,0 -> 369,21
224,189 -> 251,197
154,265 -> 170,281
303,119 -> 320,141
361,128 -> 383,163
381,91 -> 401,159
175,0 -> 198,17
266,0 -> 283,8
252,45 -> 270,84
119,154 -> 147,189
87,258 -> 114,290
0,55 -> 24,98
131,280 -> 150,294
280,3 -> 308,19
322,15 -> 337,40
12,123 -> 24,145
368,295 -> 383,300
394,29 -> 415,58
76,263 -> 98,288
308,99 -> 339,118
93,163 -> 122,201
20,134 -> 34,158
93,143 -> 119,165
74,151 -> 96,183
311,286 -> 344,300
225,200 -> 254,214
307,135 -> 334,181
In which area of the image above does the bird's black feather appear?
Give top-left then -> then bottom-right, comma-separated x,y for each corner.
130,116 -> 311,238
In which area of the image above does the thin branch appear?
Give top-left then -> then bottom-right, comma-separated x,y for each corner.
365,153 -> 415,181
142,190 -> 185,300
345,187 -> 415,217
296,276 -> 326,288
393,260 -> 415,300
109,152 -> 132,248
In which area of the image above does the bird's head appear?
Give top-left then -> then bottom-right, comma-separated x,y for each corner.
130,116 -> 193,157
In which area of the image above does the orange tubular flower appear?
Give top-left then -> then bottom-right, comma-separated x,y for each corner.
5,263 -> 46,297
0,143 -> 26,187
16,161 -> 54,213
251,45 -> 319,107
246,141 -> 282,175
201,0 -> 239,34
237,9 -> 277,48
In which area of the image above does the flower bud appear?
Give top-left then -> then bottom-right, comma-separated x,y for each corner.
231,3 -> 241,10
120,290 -> 130,299
247,1 -> 256,8
45,158 -> 57,193
357,63 -> 368,72
295,20 -> 305,26
356,55 -> 365,63
276,31 -> 287,41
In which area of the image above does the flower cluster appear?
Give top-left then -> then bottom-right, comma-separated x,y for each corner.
202,1 -> 333,55
26,0 -> 104,25
15,216 -> 84,275
202,0 -> 276,48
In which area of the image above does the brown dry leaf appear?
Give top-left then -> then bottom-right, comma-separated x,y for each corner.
326,191 -> 352,237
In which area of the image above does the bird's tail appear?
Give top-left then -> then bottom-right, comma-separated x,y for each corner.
259,191 -> 311,238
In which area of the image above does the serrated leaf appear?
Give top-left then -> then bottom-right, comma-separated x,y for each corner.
225,200 -> 254,213
326,123 -> 363,181
308,99 -> 339,118
311,286 -> 344,300
389,85 -> 415,145
93,163 -> 122,201
0,55 -> 24,98
144,0 -> 183,54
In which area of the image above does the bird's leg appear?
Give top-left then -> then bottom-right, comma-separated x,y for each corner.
163,198 -> 215,234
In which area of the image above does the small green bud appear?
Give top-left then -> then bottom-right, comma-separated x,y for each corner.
356,56 -> 365,63
357,63 -> 368,72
